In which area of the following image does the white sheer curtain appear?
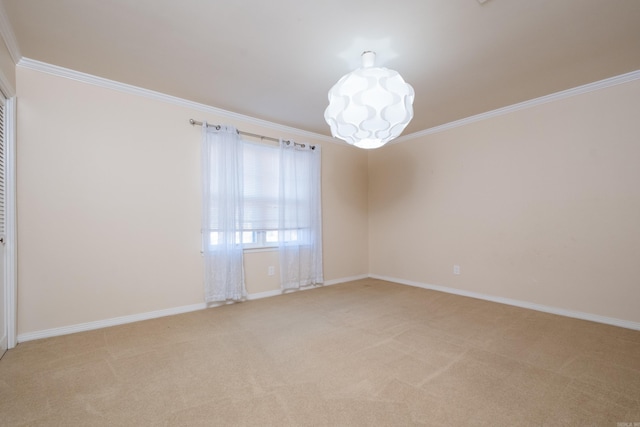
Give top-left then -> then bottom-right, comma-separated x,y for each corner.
278,140 -> 323,290
201,124 -> 247,302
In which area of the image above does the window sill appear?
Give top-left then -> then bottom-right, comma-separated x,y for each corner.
243,246 -> 278,253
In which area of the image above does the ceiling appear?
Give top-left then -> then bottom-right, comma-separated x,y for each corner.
2,0 -> 640,138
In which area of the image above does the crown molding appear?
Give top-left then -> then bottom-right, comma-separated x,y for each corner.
397,69 -> 640,143
16,58 -> 640,147
17,57 -> 338,144
0,1 -> 21,64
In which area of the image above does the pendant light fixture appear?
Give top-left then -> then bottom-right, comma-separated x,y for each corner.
324,51 -> 415,149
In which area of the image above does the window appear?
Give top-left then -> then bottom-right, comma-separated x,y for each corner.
207,140 -> 306,249
241,141 -> 279,248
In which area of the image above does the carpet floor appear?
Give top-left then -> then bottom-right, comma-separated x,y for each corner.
1,278 -> 639,426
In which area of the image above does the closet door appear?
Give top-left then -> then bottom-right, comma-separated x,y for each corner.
0,95 -> 6,358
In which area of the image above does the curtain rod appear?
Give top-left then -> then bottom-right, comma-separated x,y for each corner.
189,119 -> 315,149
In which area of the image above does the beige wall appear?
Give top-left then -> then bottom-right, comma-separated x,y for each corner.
0,36 -> 15,95
15,61 -> 640,335
369,78 -> 640,324
16,66 -> 369,335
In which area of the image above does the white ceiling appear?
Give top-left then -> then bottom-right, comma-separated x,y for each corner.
2,0 -> 640,137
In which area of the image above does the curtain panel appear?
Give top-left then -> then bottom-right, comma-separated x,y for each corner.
201,124 -> 247,302
278,141 -> 323,290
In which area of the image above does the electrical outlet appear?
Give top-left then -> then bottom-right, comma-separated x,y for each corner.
453,265 -> 461,275
268,266 -> 275,276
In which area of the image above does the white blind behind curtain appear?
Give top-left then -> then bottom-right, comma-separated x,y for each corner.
201,124 -> 323,302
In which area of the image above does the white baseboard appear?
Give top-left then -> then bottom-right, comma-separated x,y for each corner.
17,303 -> 207,343
369,274 -> 640,331
246,289 -> 283,300
26,272 -> 631,343
246,274 -> 369,301
324,274 -> 369,286
16,273 -> 371,343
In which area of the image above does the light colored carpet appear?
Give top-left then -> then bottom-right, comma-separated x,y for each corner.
1,278 -> 639,426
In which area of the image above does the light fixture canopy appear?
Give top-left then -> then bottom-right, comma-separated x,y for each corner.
324,51 -> 415,149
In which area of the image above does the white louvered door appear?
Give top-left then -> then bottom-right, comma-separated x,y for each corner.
0,96 -> 5,242
0,95 -> 6,357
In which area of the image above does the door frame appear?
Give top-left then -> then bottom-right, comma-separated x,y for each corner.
0,87 -> 17,350
4,95 -> 16,349
0,4 -> 19,351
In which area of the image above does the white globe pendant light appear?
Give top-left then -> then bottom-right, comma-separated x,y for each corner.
324,51 -> 415,149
